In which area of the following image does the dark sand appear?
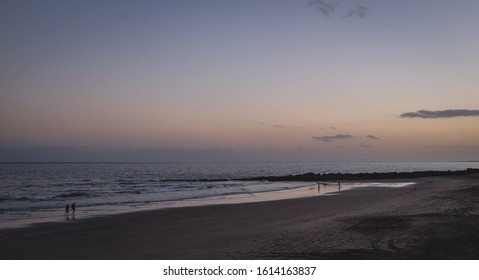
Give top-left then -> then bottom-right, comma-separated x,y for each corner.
1,174 -> 479,259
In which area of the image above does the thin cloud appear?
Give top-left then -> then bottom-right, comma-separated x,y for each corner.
344,5 -> 368,18
366,135 -> 381,140
360,143 -> 371,148
309,1 -> 368,18
312,134 -> 353,142
400,109 -> 479,119
259,122 -> 287,128
309,0 -> 335,16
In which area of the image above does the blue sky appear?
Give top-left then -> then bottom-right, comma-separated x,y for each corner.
1,0 -> 479,161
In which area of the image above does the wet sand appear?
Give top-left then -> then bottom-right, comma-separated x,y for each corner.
1,174 -> 479,259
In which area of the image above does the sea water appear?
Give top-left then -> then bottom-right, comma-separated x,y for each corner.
1,162 -> 478,228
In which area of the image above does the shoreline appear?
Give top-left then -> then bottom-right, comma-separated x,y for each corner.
1,173 -> 479,259
239,168 -> 479,181
0,181 -> 413,230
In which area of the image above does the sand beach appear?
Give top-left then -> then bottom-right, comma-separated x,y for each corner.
1,173 -> 479,259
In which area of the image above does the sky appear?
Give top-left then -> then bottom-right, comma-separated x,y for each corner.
1,0 -> 478,162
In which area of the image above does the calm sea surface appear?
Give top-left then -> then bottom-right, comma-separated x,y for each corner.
1,162 -> 478,228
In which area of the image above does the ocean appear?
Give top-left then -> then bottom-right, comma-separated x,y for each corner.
1,162 -> 478,229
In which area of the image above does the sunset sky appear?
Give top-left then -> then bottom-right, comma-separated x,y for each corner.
1,0 -> 478,162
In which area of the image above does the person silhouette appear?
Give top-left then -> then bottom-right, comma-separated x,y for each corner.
65,204 -> 70,216
71,202 -> 76,215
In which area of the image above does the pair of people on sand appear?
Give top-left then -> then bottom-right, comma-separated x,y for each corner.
65,202 -> 76,216
316,181 -> 341,193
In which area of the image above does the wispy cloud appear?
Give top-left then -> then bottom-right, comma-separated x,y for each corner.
360,143 -> 371,148
400,109 -> 479,119
344,5 -> 368,18
259,122 -> 287,128
309,0 -> 335,16
366,135 -> 381,140
309,1 -> 368,18
312,134 -> 353,142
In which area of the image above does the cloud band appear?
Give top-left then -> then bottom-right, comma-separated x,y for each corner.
312,134 -> 353,142
400,109 -> 479,119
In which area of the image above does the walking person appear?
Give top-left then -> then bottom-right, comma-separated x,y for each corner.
65,204 -> 70,216
71,202 -> 76,215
